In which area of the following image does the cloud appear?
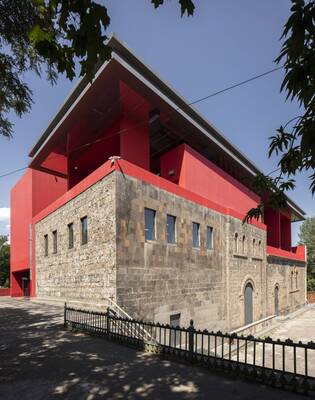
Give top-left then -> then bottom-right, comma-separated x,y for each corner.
0,208 -> 10,222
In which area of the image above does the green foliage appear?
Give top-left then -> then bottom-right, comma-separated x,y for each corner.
0,236 -> 10,288
298,216 -> 315,275
246,0 -> 315,221
0,0 -> 195,138
151,0 -> 195,16
307,276 -> 315,291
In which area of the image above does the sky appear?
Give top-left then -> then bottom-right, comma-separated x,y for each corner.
0,0 -> 314,243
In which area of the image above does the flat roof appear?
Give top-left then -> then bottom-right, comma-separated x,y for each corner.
28,34 -> 305,220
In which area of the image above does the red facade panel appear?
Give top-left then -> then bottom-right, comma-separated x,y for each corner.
10,169 -> 67,296
161,144 -> 261,218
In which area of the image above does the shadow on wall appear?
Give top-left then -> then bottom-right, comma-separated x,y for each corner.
0,300 -> 302,400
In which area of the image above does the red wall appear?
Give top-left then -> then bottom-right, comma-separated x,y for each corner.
10,170 -> 33,273
0,288 -> 10,296
119,81 -> 150,170
264,207 -> 292,251
10,169 -> 67,296
161,144 -> 261,218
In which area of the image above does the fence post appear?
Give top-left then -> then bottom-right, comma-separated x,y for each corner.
64,302 -> 67,328
106,307 -> 111,336
188,319 -> 195,361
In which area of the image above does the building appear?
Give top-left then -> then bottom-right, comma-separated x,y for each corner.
10,35 -> 307,332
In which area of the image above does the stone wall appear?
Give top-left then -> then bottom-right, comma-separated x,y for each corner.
227,217 -> 267,329
266,256 -> 306,315
34,169 -> 307,332
35,174 -> 116,302
115,172 -> 228,331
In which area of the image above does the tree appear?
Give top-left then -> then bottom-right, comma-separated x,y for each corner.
245,0 -> 315,222
0,0 -> 194,139
299,216 -> 315,275
0,236 -> 10,288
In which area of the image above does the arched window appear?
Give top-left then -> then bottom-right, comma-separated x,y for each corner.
244,282 -> 253,325
258,240 -> 261,255
242,235 -> 246,254
252,238 -> 256,256
234,233 -> 238,253
295,270 -> 298,290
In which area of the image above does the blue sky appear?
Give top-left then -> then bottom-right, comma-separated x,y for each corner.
0,0 -> 313,243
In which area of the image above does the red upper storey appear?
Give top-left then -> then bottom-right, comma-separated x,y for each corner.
11,35 -> 306,277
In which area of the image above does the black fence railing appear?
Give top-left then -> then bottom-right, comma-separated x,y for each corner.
64,305 -> 315,394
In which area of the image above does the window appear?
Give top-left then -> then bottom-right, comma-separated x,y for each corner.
258,240 -> 261,254
192,222 -> 200,247
295,270 -> 298,290
206,226 -> 213,249
242,235 -> 246,254
234,233 -> 238,252
144,208 -> 156,241
166,214 -> 176,244
252,238 -> 256,255
44,234 -> 48,256
52,230 -> 57,254
290,271 -> 294,291
68,223 -> 74,249
81,216 -> 88,245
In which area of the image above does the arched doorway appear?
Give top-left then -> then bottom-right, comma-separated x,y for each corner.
274,286 -> 279,315
244,282 -> 253,325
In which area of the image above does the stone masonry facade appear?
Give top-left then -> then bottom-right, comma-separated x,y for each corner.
35,170 -> 307,331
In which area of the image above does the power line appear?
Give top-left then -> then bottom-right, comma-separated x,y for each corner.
187,65 -> 284,106
0,167 -> 28,179
0,65 -> 284,180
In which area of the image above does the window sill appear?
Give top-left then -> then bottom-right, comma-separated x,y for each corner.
233,254 -> 248,259
289,289 -> 300,294
252,256 -> 263,261
145,239 -> 156,244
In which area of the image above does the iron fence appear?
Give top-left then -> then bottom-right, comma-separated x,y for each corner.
64,304 -> 315,394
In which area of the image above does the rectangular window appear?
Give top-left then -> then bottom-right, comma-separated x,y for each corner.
52,230 -> 57,254
166,214 -> 176,244
144,208 -> 156,241
192,222 -> 200,247
206,226 -> 213,249
68,223 -> 74,249
81,216 -> 88,245
170,313 -> 181,347
44,234 -> 48,256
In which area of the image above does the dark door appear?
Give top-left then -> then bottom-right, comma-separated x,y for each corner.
244,283 -> 253,325
22,277 -> 29,296
274,286 -> 279,315
170,313 -> 180,347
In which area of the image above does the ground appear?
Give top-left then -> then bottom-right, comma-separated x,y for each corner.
0,298 -> 313,400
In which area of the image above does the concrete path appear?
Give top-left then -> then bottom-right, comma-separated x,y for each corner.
269,306 -> 315,343
0,298 -> 309,400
